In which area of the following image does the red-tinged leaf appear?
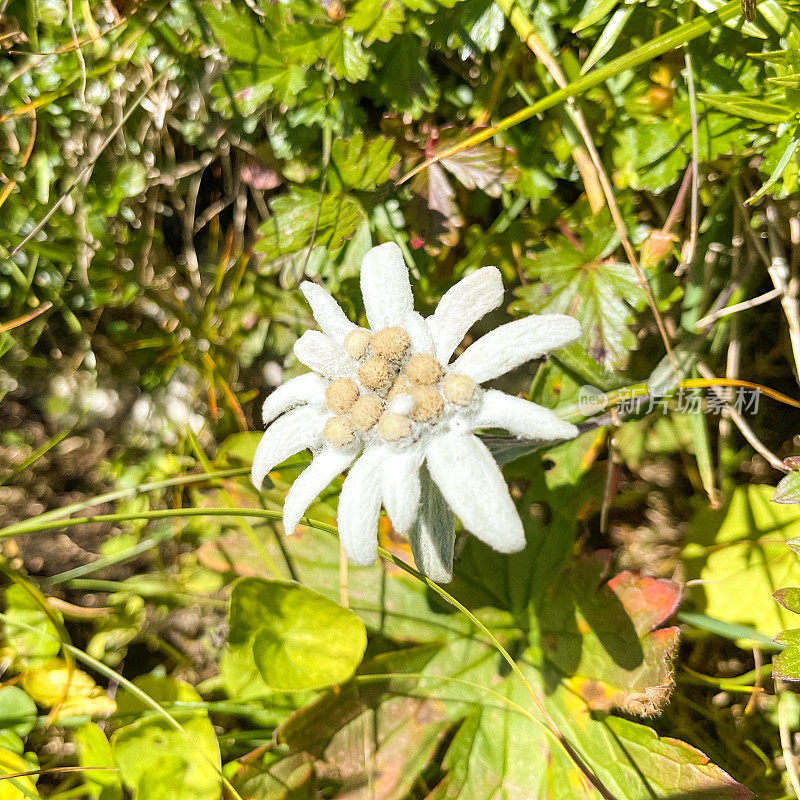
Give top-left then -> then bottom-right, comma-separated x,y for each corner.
540,554 -> 681,716
407,163 -> 462,255
774,586 -> 800,614
437,132 -> 519,198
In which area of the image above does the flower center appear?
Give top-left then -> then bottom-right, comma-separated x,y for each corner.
323,325 -> 474,447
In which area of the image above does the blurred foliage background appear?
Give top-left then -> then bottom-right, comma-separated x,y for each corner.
3,0 -> 800,797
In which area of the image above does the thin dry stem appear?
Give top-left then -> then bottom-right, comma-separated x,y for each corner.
766,203 -> 800,386
698,362 -> 788,472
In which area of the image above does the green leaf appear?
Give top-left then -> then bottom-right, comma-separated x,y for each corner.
255,190 -> 366,262
774,627 -> 800,646
74,723 -> 123,800
280,23 -> 370,82
775,469 -> 800,504
259,448 -> 747,799
200,2 -> 282,66
348,0 -> 405,45
774,646 -> 800,680
322,27 -> 370,82
580,5 -> 635,74
0,688 -> 36,741
211,65 -> 307,116
683,484 -> 800,637
573,0 -> 622,33
748,124 -> 800,204
514,212 -> 647,370
2,584 -> 62,670
774,586 -> 800,614
328,132 -> 399,191
111,675 -> 221,800
698,92 -> 792,123
370,34 -> 438,116
227,578 -> 367,691
613,119 -> 687,193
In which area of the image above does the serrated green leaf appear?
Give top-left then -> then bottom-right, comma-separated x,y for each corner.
281,23 -> 370,82
514,214 -> 646,370
255,190 -> 366,262
200,2 -> 282,66
348,0 -> 405,45
370,34 -> 438,116
329,132 -> 398,191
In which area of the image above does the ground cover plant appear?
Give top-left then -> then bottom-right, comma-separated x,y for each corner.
4,0 -> 800,796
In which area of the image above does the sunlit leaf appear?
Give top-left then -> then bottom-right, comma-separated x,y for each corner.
226,578 -> 367,691
683,484 -> 800,638
329,133 -> 399,191
255,190 -> 366,262
514,212 -> 647,370
111,675 -> 221,800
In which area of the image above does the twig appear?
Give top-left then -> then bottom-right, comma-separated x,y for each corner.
777,678 -> 800,800
0,301 -> 52,333
697,362 -> 788,472
694,287 -> 782,328
766,203 -> 800,385
676,51 -> 700,275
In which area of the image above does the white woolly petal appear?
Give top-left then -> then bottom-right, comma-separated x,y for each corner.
338,447 -> 383,566
387,393 -> 414,415
380,449 -> 423,535
360,243 -> 414,330
251,406 -> 326,488
300,281 -> 356,344
283,446 -> 357,535
427,266 -> 504,363
293,330 -> 355,378
409,470 -> 455,583
262,372 -> 327,426
425,432 -> 525,553
451,314 -> 581,384
472,389 -> 578,441
404,311 -> 435,353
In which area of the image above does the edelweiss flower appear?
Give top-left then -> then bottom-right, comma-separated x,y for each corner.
252,243 -> 581,582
